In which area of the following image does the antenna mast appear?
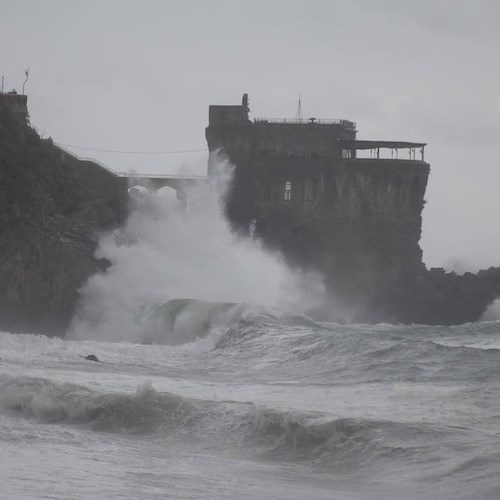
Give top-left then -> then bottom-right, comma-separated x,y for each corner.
22,69 -> 29,95
296,94 -> 302,120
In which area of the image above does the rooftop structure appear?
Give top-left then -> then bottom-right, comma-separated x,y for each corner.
206,94 -> 430,322
207,94 -> 425,165
0,89 -> 29,123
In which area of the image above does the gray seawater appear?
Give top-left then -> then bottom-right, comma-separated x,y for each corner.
1,301 -> 500,499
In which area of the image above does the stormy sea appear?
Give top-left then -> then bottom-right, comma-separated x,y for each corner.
1,175 -> 499,500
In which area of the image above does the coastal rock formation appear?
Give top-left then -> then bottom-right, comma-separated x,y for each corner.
0,104 -> 127,335
206,95 -> 500,324
1,90 -> 498,334
393,266 -> 500,325
84,354 -> 100,362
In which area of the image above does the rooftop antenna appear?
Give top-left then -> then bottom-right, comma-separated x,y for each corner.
296,93 -> 302,120
22,68 -> 29,95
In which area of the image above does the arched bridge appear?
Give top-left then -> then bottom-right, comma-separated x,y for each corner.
125,173 -> 206,191
124,173 -> 206,200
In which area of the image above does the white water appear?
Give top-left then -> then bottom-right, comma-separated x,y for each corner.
2,317 -> 500,500
2,163 -> 500,499
70,160 -> 321,344
482,298 -> 500,321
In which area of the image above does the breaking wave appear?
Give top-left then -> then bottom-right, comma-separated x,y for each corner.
0,374 -> 478,468
200,313 -> 500,385
69,160 -> 323,344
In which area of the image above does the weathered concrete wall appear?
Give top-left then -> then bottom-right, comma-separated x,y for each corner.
0,93 -> 28,124
206,101 -> 500,324
219,151 -> 429,312
252,122 -> 356,157
206,120 -> 356,166
208,105 -> 249,127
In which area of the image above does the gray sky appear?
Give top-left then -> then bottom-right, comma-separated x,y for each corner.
1,0 -> 499,271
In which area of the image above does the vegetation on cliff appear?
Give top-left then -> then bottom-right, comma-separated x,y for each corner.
0,107 -> 127,335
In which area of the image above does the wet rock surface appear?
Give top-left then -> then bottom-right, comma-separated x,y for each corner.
0,106 -> 127,335
84,354 -> 100,362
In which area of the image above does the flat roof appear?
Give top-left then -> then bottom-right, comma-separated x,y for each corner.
339,140 -> 426,149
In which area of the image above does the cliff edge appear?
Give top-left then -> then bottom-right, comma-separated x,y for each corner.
0,105 -> 127,335
206,95 -> 500,324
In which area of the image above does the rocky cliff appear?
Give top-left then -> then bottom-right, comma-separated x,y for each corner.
0,106 -> 127,335
206,99 -> 500,325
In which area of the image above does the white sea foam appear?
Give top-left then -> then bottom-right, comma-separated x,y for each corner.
2,316 -> 500,499
68,156 -> 322,343
481,298 -> 500,321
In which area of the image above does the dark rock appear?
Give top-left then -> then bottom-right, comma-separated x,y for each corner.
84,354 -> 100,362
206,96 -> 500,325
0,105 -> 128,336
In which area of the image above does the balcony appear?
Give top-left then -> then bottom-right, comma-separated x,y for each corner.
338,140 -> 427,161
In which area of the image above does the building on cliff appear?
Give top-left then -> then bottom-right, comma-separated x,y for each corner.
206,94 -> 432,321
0,89 -> 28,124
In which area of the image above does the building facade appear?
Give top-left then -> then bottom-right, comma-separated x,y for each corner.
206,94 -> 430,320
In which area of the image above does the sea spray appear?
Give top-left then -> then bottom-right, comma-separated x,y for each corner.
481,298 -> 500,321
69,158 -> 322,343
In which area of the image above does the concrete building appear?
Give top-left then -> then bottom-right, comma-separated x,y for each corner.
206,94 -> 430,320
0,90 -> 28,124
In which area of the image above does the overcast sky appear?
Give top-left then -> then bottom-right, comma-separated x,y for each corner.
1,0 -> 499,271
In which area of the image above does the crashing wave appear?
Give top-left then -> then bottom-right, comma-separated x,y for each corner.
0,374 -> 476,468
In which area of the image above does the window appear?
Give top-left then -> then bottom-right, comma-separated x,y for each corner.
284,181 -> 292,201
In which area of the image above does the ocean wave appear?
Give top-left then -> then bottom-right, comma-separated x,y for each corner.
0,374 -> 481,468
141,298 -> 247,345
0,375 -> 201,433
0,374 -> 378,463
117,298 -> 315,346
206,316 -> 500,385
367,338 -> 500,358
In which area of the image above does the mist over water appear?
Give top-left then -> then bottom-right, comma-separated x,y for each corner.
69,159 -> 322,344
482,298 -> 500,320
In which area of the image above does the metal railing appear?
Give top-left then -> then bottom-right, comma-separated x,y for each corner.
54,143 -> 124,176
53,143 -> 206,180
125,173 -> 206,180
254,117 -> 356,129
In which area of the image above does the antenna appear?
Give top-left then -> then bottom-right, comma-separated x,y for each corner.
296,94 -> 302,120
22,69 -> 29,95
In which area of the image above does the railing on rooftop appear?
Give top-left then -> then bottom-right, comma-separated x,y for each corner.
253,117 -> 356,129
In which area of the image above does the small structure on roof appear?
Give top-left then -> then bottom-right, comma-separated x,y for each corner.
0,89 -> 29,123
